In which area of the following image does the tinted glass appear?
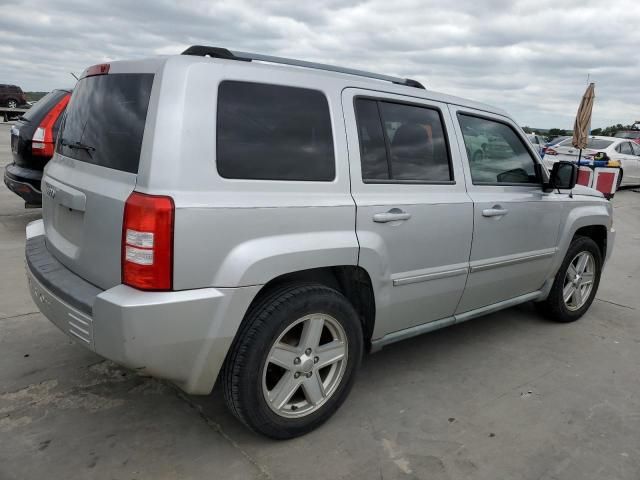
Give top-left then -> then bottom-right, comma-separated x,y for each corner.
217,81 -> 334,181
354,99 -> 389,180
22,90 -> 67,123
631,143 -> 640,156
459,114 -> 539,184
56,74 -> 154,174
380,102 -> 452,181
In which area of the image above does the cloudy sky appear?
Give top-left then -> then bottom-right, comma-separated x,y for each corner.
1,0 -> 638,128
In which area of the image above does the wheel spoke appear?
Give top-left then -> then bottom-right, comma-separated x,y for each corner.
572,286 -> 583,307
315,340 -> 346,369
567,264 -> 578,279
302,371 -> 326,405
576,253 -> 589,274
563,283 -> 576,304
268,371 -> 302,410
299,316 -> 324,350
580,272 -> 594,285
269,343 -> 299,369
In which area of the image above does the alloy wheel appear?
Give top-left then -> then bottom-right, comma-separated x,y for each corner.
262,313 -> 348,418
563,251 -> 595,311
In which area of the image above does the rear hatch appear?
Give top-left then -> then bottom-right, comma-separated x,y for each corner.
11,89 -> 70,170
42,67 -> 155,290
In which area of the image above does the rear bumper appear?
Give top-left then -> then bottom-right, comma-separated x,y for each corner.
4,163 -> 42,205
25,220 -> 260,394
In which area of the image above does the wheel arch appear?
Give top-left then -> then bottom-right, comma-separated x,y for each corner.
236,266 -> 377,350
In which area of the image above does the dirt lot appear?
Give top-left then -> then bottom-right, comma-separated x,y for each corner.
1,122 -> 639,480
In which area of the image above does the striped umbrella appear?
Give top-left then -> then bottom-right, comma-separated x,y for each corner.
572,83 -> 595,155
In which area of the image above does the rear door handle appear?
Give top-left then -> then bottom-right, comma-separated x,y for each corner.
482,206 -> 509,217
373,209 -> 411,223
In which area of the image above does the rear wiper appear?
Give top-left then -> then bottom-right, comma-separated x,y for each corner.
18,116 -> 30,122
61,139 -> 95,152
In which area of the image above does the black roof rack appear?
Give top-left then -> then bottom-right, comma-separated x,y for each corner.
181,45 -> 425,89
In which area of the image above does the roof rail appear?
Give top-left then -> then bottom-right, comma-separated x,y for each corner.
181,45 -> 425,89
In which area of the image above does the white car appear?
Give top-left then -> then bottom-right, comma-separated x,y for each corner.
544,136 -> 640,187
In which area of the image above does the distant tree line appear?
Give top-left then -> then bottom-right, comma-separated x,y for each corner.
522,123 -> 638,139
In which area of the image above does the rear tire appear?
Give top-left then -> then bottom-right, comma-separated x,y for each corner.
536,236 -> 602,323
221,283 -> 363,439
617,170 -> 623,189
6,99 -> 18,109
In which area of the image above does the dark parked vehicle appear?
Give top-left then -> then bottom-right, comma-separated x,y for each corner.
4,89 -> 71,206
0,84 -> 27,108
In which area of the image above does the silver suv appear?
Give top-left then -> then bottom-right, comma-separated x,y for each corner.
26,46 -> 615,439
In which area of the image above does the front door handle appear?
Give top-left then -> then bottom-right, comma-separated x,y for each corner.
373,209 -> 412,223
482,206 -> 509,217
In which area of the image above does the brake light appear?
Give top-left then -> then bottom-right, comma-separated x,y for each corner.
31,93 -> 70,157
122,192 -> 174,291
546,148 -> 558,156
82,63 -> 110,78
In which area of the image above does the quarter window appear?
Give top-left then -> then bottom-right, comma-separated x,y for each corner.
217,81 -> 335,181
458,114 -> 539,185
354,98 -> 453,182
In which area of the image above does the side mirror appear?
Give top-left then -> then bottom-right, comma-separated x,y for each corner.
546,161 -> 578,191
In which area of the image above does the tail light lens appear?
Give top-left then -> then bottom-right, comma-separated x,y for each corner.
31,93 -> 70,157
122,192 -> 174,291
546,148 -> 558,156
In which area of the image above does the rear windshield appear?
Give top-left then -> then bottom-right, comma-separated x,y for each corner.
586,139 -> 613,149
615,131 -> 640,139
558,138 -> 613,149
22,90 -> 68,123
57,73 -> 154,174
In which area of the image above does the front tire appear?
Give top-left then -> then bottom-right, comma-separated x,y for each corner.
221,283 -> 363,439
6,99 -> 18,109
537,236 -> 602,322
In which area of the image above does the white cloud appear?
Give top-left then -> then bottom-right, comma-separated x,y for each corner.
0,0 -> 638,128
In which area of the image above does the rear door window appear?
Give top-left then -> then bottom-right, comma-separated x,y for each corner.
57,74 -> 154,174
354,98 -> 453,182
618,142 -> 633,155
217,81 -> 335,181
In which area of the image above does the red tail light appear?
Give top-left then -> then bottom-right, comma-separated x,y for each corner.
546,148 -> 558,156
122,192 -> 174,291
31,93 -> 70,157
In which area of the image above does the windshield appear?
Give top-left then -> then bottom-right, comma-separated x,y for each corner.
57,73 -> 154,174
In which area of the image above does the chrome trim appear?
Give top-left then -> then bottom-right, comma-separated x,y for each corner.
393,267 -> 469,287
469,249 -> 557,273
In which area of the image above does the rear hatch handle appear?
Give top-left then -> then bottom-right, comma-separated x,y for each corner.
43,177 -> 86,212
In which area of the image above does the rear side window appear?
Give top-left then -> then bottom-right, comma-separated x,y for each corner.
217,81 -> 335,181
354,98 -> 453,182
617,142 -> 633,155
57,74 -> 154,174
